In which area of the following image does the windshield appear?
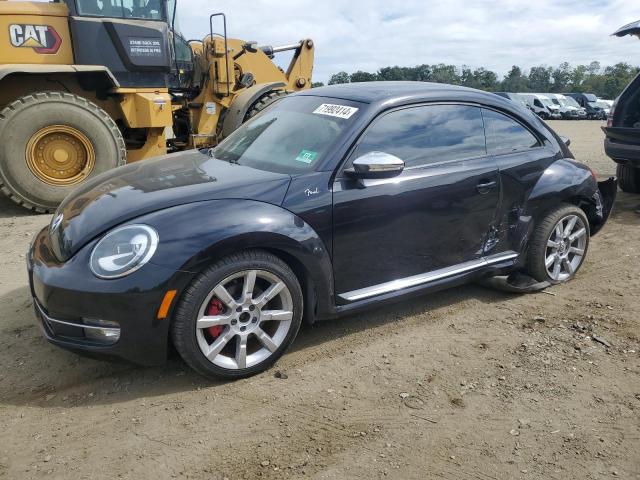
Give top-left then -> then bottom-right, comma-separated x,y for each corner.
76,0 -> 165,20
539,98 -> 555,108
562,97 -> 580,108
212,96 -> 361,174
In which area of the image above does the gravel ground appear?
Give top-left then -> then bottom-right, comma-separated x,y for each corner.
0,120 -> 638,480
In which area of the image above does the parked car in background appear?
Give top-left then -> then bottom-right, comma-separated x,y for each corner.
27,82 -> 616,379
595,99 -> 612,117
566,93 -> 607,119
548,93 -> 587,119
519,94 -> 562,120
603,19 -> 640,193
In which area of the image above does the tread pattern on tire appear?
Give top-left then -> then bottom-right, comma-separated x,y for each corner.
0,91 -> 126,213
526,203 -> 589,284
617,164 -> 640,194
171,249 -> 303,380
244,90 -> 289,121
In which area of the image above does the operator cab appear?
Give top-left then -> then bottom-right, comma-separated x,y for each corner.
61,0 -> 193,88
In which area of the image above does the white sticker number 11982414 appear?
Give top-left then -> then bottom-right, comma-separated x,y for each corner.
313,104 -> 359,119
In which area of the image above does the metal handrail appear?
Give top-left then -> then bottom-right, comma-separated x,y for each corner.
209,13 -> 230,97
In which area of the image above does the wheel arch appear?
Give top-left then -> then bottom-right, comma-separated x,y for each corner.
180,234 -> 332,325
220,82 -> 286,138
0,65 -> 119,103
143,200 -> 336,324
525,158 -> 599,231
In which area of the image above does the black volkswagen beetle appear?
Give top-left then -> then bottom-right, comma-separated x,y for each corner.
27,82 -> 616,379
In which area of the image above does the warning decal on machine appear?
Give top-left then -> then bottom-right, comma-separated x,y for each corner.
128,37 -> 163,57
313,104 -> 359,119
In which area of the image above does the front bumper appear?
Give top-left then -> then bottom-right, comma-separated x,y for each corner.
591,177 -> 617,235
27,227 -> 188,366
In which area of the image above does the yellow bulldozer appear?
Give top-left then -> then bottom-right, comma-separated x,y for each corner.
0,0 -> 314,212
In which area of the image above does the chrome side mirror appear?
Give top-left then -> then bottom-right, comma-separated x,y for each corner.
346,151 -> 405,179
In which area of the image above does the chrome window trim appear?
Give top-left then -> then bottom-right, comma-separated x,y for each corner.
338,252 -> 518,302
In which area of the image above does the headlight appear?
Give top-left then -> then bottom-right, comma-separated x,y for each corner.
89,224 -> 158,279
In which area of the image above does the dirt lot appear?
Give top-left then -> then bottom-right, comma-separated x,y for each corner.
0,121 -> 638,480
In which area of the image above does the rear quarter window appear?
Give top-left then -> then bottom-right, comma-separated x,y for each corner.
482,109 -> 540,155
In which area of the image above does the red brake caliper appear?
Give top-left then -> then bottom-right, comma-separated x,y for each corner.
206,299 -> 225,338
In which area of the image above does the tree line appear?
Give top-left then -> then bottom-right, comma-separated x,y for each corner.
314,62 -> 639,99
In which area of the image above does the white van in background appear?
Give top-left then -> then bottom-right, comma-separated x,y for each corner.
548,93 -> 587,119
519,93 -> 562,120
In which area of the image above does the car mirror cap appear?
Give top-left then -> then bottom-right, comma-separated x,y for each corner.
347,152 -> 405,179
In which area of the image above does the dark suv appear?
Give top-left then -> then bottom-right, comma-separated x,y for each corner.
603,20 -> 640,193
566,93 -> 607,120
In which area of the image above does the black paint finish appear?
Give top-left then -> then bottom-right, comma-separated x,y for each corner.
28,82 -> 616,366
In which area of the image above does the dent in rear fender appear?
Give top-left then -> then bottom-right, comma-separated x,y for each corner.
526,159 -> 597,219
139,199 -> 335,313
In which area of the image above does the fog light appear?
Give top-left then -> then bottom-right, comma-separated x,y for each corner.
82,318 -> 121,344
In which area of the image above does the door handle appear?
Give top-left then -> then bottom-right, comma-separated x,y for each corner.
477,180 -> 497,194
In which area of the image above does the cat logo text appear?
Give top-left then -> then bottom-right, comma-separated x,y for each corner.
9,24 -> 62,54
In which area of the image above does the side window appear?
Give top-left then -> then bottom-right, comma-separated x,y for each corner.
534,99 -> 543,108
353,105 -> 486,168
173,35 -> 193,63
482,109 -> 540,155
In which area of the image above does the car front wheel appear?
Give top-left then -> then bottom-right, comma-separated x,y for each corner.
527,205 -> 590,284
172,250 -> 303,379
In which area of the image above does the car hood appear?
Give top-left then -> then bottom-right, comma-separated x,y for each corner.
50,150 -> 292,261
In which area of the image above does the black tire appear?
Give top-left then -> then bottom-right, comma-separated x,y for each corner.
171,250 -> 304,380
617,164 -> 640,194
526,204 -> 590,284
244,90 -> 288,121
0,91 -> 126,213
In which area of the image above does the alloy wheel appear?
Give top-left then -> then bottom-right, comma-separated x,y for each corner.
195,270 -> 294,370
545,214 -> 587,281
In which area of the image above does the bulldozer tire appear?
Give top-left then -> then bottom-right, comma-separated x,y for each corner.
244,90 -> 288,121
0,91 -> 126,213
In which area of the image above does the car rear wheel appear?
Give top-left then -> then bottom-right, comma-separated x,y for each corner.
617,164 -> 640,193
171,250 -> 303,379
527,205 -> 590,284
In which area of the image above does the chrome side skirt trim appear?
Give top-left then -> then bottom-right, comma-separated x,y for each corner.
338,252 -> 519,302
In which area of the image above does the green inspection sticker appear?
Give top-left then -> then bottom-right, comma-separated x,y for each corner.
295,150 -> 318,164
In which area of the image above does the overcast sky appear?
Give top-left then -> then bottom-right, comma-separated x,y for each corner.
177,0 -> 640,83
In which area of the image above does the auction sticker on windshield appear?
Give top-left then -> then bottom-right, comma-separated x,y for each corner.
295,150 -> 318,164
313,104 -> 359,119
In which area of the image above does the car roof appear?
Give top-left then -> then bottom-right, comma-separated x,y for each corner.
297,81 -> 511,107
294,81 -> 543,128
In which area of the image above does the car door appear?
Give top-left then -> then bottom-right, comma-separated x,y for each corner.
332,103 -> 501,301
481,107 -> 554,254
